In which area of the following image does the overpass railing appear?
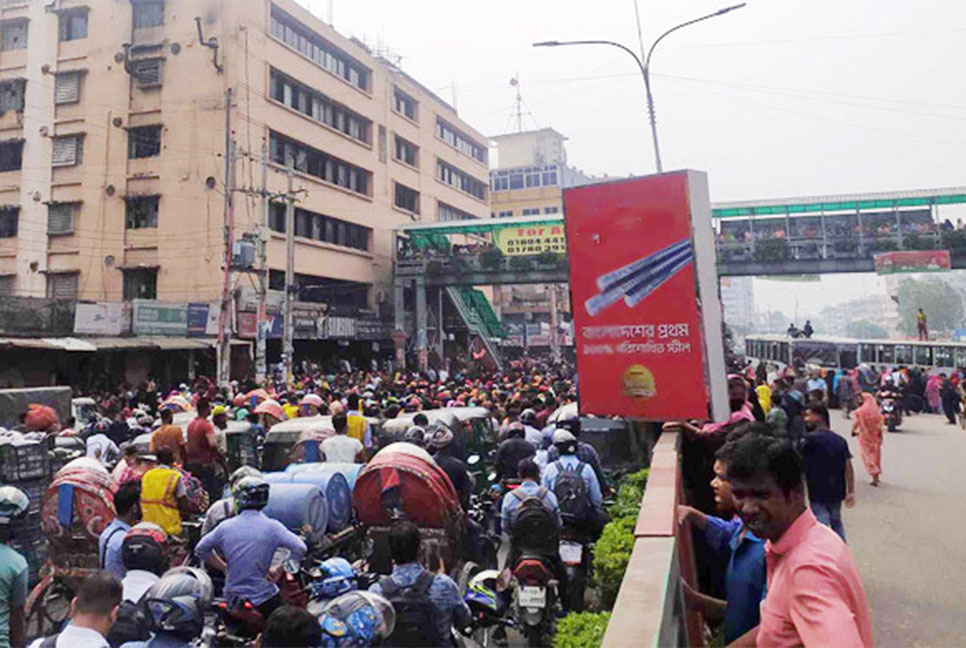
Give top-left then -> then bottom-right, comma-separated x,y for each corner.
603,431 -> 704,647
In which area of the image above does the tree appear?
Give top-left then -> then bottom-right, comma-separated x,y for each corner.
844,319 -> 889,340
896,278 -> 964,336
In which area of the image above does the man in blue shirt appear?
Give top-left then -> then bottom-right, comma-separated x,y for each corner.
801,403 -> 854,541
369,521 -> 470,646
502,459 -> 560,532
98,482 -> 141,580
542,429 -> 607,538
195,477 -> 306,617
546,418 -> 610,496
678,434 -> 767,644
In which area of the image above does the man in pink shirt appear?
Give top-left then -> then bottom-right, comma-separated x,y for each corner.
725,435 -> 873,647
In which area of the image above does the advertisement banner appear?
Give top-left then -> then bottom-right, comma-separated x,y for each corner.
874,250 -> 950,274
504,322 -> 524,347
238,312 -> 282,339
186,303 -> 219,337
494,224 -> 567,256
74,302 -> 125,335
564,171 -> 727,420
132,301 -> 187,336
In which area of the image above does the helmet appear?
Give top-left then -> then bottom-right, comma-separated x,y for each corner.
428,424 -> 454,450
143,566 -> 213,640
555,417 -> 581,437
211,405 -> 228,418
233,476 -> 270,511
0,486 -> 29,525
404,425 -> 426,446
122,522 -> 168,574
229,465 -> 262,492
466,569 -> 500,611
253,399 -> 285,421
235,408 -> 250,421
300,394 -> 324,409
310,557 -> 357,599
520,409 -> 537,425
321,591 -> 396,644
506,421 -> 525,438
552,429 -> 577,454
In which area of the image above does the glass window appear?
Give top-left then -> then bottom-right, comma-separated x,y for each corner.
544,206 -> 560,214
46,273 -> 78,299
877,345 -> 894,364
59,9 -> 88,41
394,88 -> 416,120
54,73 -> 80,104
132,0 -> 164,29
123,268 -> 157,300
0,79 -> 24,112
394,182 -> 420,214
509,172 -> 524,190
48,203 -> 77,235
0,140 -> 22,172
125,195 -> 159,229
270,6 -> 370,91
914,345 -> 932,365
0,208 -> 17,238
128,125 -> 161,159
0,21 -> 27,51
52,135 -> 83,167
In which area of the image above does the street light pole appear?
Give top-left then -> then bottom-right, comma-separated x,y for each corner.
533,3 -> 745,174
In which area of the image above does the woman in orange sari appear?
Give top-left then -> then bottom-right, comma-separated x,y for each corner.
852,392 -> 883,486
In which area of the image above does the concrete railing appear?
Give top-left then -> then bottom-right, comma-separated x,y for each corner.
602,431 -> 703,647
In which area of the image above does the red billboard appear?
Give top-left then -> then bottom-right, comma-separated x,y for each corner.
564,171 -> 726,420
874,250 -> 950,274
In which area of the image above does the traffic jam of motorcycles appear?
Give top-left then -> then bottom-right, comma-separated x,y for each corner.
1,364 -> 628,647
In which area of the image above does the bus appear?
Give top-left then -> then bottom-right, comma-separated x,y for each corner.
744,334 -> 966,371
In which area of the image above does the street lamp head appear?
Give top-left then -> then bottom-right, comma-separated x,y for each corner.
715,2 -> 747,15
532,41 -> 561,47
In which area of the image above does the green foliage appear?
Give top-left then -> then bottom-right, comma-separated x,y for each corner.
896,277 -> 965,336
754,238 -> 787,262
606,468 -> 649,519
537,250 -> 560,266
832,239 -> 858,253
593,516 -> 636,610
552,612 -> 611,648
904,233 -> 938,251
509,255 -> 531,271
872,238 -> 898,252
479,248 -> 503,270
844,319 -> 889,340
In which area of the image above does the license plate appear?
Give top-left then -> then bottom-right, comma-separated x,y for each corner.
518,586 -> 546,609
559,542 -> 583,565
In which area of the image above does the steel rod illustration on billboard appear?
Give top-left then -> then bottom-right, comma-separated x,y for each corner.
564,171 -> 728,421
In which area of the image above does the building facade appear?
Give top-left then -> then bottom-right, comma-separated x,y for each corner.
0,0 -> 488,311
719,276 -> 755,331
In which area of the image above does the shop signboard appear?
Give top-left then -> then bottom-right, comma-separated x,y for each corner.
238,312 -> 282,339
564,171 -> 727,421
874,250 -> 950,274
132,301 -> 188,336
186,303 -> 219,337
494,223 -> 567,256
74,301 -> 126,335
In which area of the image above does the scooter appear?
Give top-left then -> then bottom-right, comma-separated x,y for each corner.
879,390 -> 902,432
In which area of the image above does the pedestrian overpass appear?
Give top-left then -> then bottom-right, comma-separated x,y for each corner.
392,186 -> 966,369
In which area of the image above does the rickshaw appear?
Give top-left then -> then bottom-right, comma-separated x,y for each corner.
262,415 -> 380,471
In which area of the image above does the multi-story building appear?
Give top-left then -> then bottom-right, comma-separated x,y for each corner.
719,276 -> 755,331
488,128 -> 597,353
0,0 -> 489,379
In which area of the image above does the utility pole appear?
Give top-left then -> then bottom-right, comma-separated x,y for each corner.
255,140 -> 269,385
282,168 -> 295,383
217,87 -> 234,388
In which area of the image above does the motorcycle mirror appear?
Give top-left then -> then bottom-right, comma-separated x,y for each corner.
467,454 -> 480,465
283,558 -> 300,575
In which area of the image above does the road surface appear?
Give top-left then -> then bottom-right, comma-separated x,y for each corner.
832,411 -> 966,647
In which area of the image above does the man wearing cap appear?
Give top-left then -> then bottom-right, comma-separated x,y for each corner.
186,400 -> 228,503
299,394 -> 325,417
542,429 -> 607,539
429,426 -> 471,512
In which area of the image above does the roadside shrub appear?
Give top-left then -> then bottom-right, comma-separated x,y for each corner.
593,515 -> 636,610
606,468 -> 649,519
480,248 -> 503,270
552,611 -> 611,648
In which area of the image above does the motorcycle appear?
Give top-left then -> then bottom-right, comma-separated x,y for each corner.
559,524 -> 592,613
510,553 -> 560,647
879,390 -> 902,432
461,569 -> 514,648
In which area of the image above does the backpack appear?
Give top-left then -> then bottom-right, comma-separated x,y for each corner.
379,570 -> 446,648
106,598 -> 152,648
509,487 -> 559,556
552,461 -> 590,523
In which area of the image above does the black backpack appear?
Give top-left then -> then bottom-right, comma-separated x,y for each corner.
553,461 -> 590,523
509,487 -> 559,555
107,598 -> 151,648
380,570 -> 447,648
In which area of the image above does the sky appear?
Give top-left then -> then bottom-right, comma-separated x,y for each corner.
298,0 -> 966,313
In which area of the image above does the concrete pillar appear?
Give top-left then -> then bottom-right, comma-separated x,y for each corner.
437,287 -> 445,359
393,278 -> 406,370
415,276 -> 428,371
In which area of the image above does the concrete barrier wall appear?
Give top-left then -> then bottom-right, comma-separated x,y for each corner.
602,431 -> 703,647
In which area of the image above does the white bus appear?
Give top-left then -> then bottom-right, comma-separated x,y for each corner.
744,334 -> 966,371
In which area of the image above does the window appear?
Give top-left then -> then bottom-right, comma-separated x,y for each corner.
438,202 -> 476,222
436,117 -> 486,164
0,20 -> 27,51
270,5 -> 370,91
132,0 -> 164,29
123,268 -> 157,300
0,139 -> 23,171
125,195 -> 159,229
0,207 -> 17,237
393,135 -> 418,167
0,276 -> 12,296
128,125 -> 161,158
544,206 -> 560,214
54,72 -> 81,104
46,273 -> 78,299
437,159 -> 487,200
269,131 -> 371,197
132,59 -> 162,88
498,210 -> 513,218
268,202 -> 370,251
58,9 -> 88,41
490,165 -> 560,192
394,182 -> 420,215
393,87 -> 416,120
47,202 -> 78,235
0,78 -> 25,113
522,208 -> 540,216
52,135 -> 83,167
268,69 -> 371,145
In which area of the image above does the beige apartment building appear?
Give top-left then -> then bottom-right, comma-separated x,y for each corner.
0,0 -> 489,317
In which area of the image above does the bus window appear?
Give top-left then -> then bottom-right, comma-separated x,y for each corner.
860,344 -> 876,364
780,342 -> 789,364
877,345 -> 895,364
934,346 -> 955,368
956,347 -> 966,369
914,345 -> 932,366
894,345 -> 913,365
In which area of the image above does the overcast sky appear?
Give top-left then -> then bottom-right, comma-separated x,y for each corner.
300,0 -> 966,315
